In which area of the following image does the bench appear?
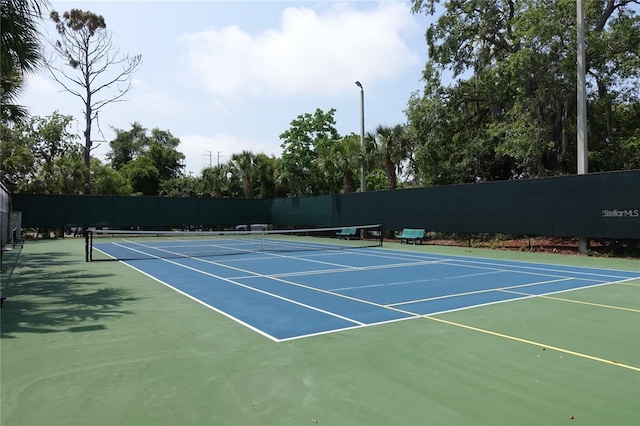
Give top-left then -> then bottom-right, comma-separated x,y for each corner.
336,227 -> 357,240
396,228 -> 425,245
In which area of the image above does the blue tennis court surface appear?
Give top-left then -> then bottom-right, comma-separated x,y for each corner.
95,242 -> 640,341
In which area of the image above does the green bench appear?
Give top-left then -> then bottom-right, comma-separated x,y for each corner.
336,227 -> 357,240
396,228 -> 425,245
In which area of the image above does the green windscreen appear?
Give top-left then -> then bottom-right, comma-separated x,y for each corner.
11,170 -> 639,239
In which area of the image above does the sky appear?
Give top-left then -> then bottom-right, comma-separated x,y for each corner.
22,0 -> 435,176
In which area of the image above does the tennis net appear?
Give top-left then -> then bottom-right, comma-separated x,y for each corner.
86,224 -> 383,261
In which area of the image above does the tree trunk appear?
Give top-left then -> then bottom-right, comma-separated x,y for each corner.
384,154 -> 396,189
343,170 -> 354,193
83,53 -> 92,194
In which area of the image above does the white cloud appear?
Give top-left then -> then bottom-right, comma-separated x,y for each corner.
178,2 -> 418,100
126,82 -> 191,118
25,73 -> 60,96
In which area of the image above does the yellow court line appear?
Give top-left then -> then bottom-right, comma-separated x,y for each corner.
424,315 -> 640,372
537,294 -> 640,313
501,289 -> 640,313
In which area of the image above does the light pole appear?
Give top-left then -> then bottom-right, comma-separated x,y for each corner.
577,0 -> 589,252
577,0 -> 587,176
355,81 -> 365,192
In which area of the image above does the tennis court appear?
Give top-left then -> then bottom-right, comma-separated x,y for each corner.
91,229 -> 640,342
2,235 -> 639,425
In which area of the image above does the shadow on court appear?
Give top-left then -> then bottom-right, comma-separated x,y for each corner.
0,241 -> 138,338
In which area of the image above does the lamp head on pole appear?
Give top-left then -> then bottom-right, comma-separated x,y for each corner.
355,80 -> 365,193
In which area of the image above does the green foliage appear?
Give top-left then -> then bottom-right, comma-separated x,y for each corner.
159,176 -> 204,198
50,9 -> 105,39
588,102 -> 640,171
316,134 -> 361,194
91,159 -> 132,195
1,0 -> 49,124
201,164 -> 234,198
147,128 -> 185,181
121,156 -> 160,196
370,124 -> 413,189
408,0 -> 640,183
252,153 -> 278,199
365,169 -> 388,192
230,150 -> 257,199
2,112 -> 84,194
108,122 -> 147,170
225,151 -> 278,199
50,145 -> 84,194
1,123 -> 35,188
278,108 -> 342,196
107,123 -> 184,195
9,1 -> 638,199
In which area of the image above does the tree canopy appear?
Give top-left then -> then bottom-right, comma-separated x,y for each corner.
1,0 -> 49,124
278,108 -> 343,196
2,1 -> 638,199
407,0 -> 640,184
107,123 -> 185,195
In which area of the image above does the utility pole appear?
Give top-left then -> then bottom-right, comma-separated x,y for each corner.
577,0 -> 589,253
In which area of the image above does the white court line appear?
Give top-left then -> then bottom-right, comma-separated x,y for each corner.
108,240 -> 370,329
118,262 -> 281,341
114,239 -> 422,320
389,277 -> 574,307
276,315 -> 421,342
98,240 -> 639,342
251,247 -> 633,287
189,255 -> 417,317
499,276 -> 640,309
325,247 -> 633,282
364,247 -> 640,280
228,259 -> 453,280
164,257 -> 369,325
331,269 -> 506,292
114,239 -> 257,257
106,241 -> 445,323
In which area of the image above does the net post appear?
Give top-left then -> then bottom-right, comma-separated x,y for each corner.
84,229 -> 93,262
379,224 -> 383,247
84,229 -> 89,262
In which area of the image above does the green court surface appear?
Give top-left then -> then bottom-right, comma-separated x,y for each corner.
1,238 -> 639,426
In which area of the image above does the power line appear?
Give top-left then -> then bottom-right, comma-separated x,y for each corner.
338,106 -> 406,131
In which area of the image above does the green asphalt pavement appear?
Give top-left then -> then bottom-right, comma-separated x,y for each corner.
1,238 -> 639,425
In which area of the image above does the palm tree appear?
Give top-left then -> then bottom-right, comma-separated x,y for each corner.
202,164 -> 232,198
1,0 -> 49,124
252,154 -> 277,199
371,124 -> 411,190
230,150 -> 256,199
316,135 -> 361,193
